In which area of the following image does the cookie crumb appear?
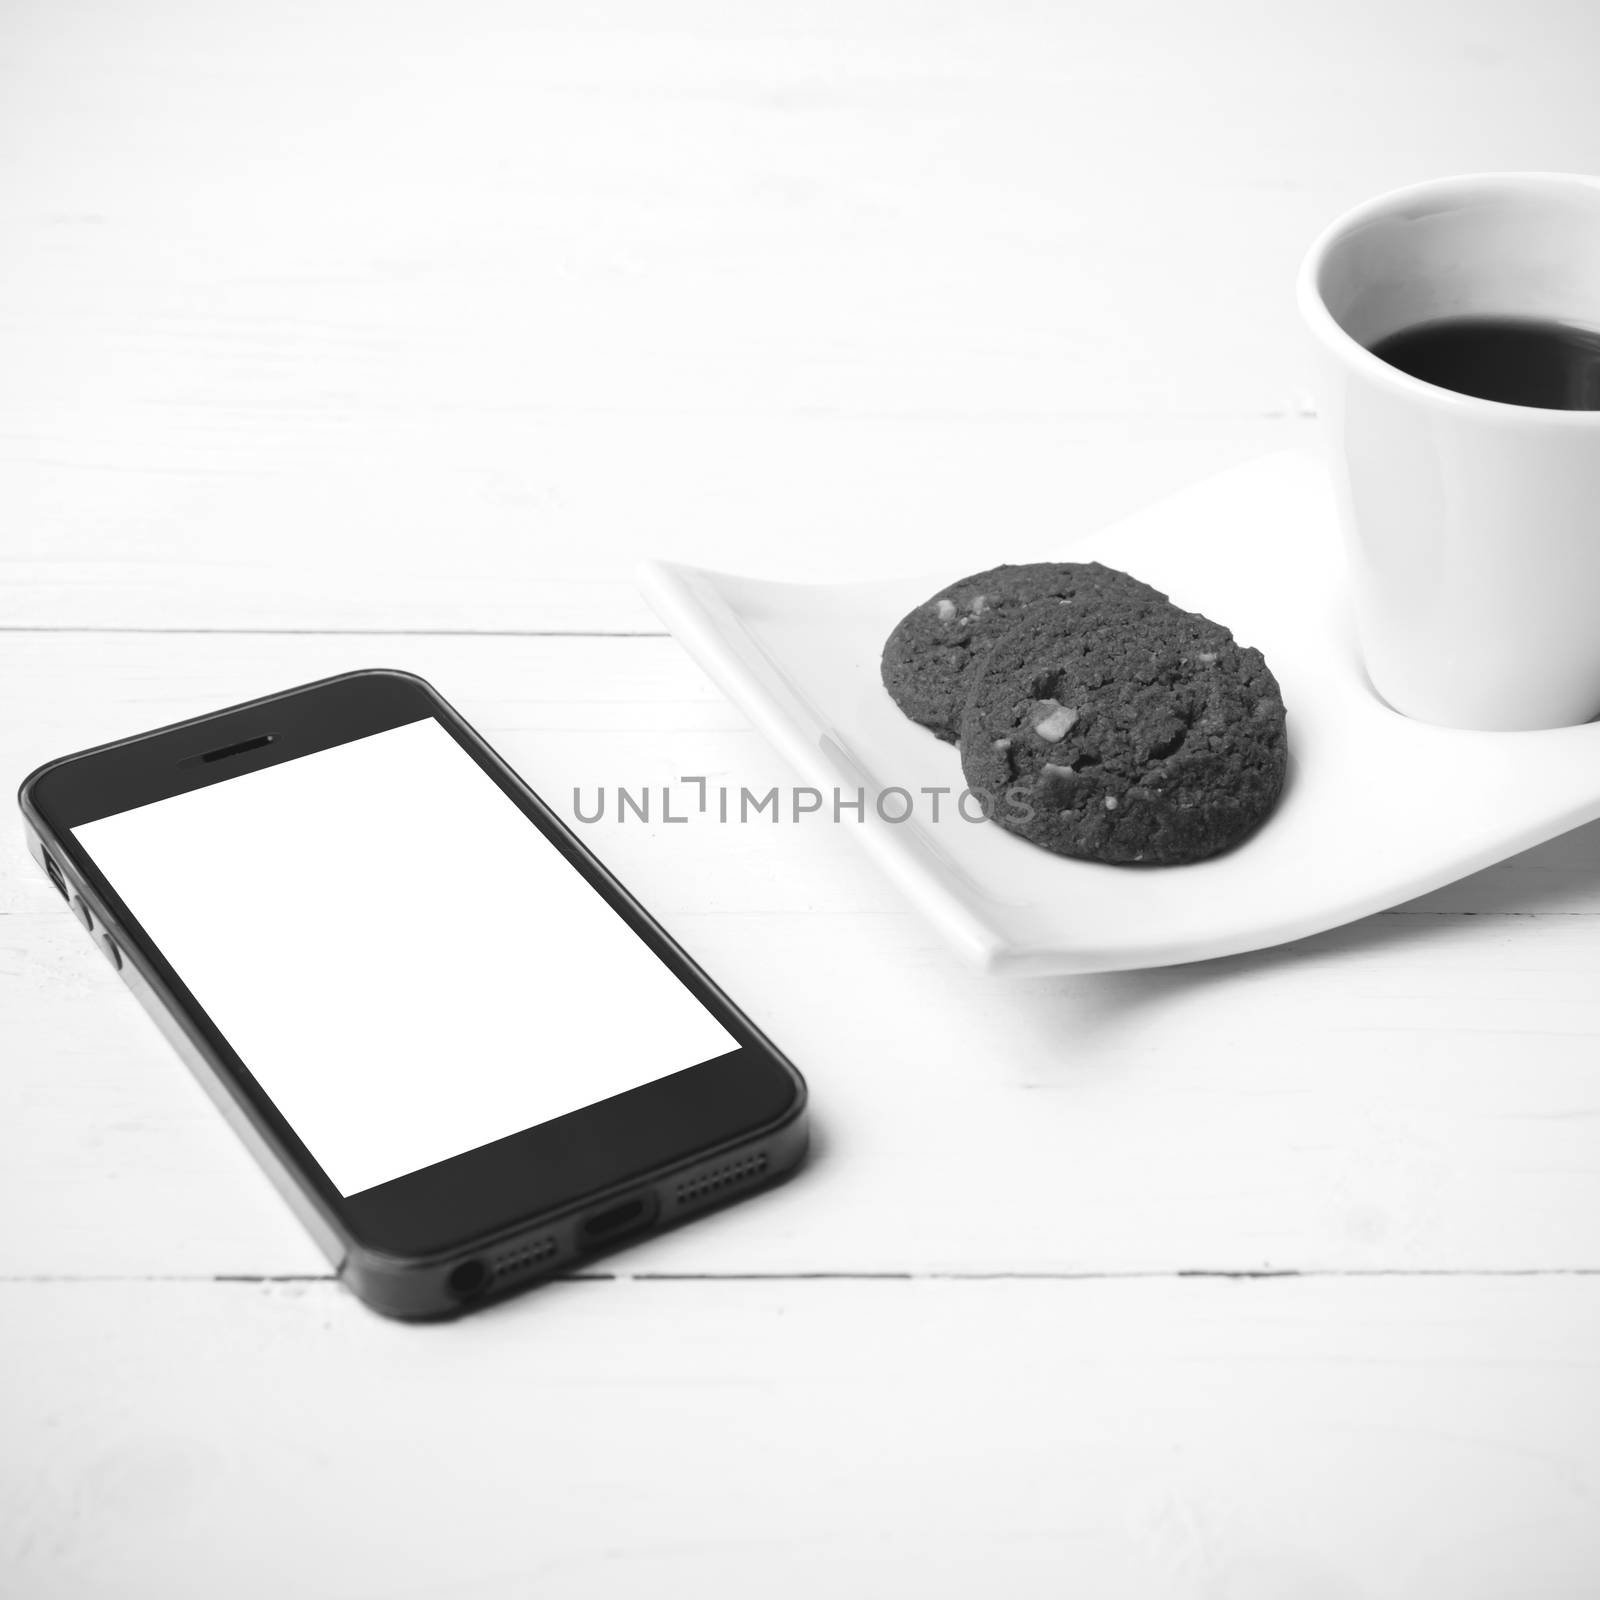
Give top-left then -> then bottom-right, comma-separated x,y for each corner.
1104,795 -> 1118,810
935,598 -> 957,622
1031,701 -> 1080,742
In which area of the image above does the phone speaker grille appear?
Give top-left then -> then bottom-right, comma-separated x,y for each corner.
488,1234 -> 558,1285
674,1151 -> 769,1210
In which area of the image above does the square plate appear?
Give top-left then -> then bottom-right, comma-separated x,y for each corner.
639,452 -> 1600,975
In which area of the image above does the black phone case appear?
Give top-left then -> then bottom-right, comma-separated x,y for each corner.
19,670 -> 808,1319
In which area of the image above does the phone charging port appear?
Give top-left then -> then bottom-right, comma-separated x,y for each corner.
582,1195 -> 652,1243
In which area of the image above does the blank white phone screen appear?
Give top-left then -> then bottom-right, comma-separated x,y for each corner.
73,717 -> 739,1196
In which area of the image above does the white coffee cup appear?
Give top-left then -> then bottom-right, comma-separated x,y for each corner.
1299,172 -> 1600,731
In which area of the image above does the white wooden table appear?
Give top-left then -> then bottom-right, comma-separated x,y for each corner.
5,4 -> 1600,1594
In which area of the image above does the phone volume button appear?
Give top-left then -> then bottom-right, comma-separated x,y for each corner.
70,894 -> 93,931
96,933 -> 123,971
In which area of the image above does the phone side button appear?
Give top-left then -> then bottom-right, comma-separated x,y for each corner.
96,932 -> 122,971
70,894 -> 93,931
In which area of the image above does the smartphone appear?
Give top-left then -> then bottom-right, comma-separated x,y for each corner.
19,669 -> 808,1318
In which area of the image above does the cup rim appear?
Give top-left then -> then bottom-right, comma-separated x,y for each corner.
1297,170 -> 1600,428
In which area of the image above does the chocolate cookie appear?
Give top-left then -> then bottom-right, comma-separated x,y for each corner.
880,562 -> 1167,743
959,599 -> 1287,865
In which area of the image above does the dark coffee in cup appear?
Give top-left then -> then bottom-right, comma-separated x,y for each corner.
1370,316 -> 1600,410
1298,172 -> 1600,729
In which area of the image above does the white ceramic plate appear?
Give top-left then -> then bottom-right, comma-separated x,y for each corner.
638,452 -> 1600,975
